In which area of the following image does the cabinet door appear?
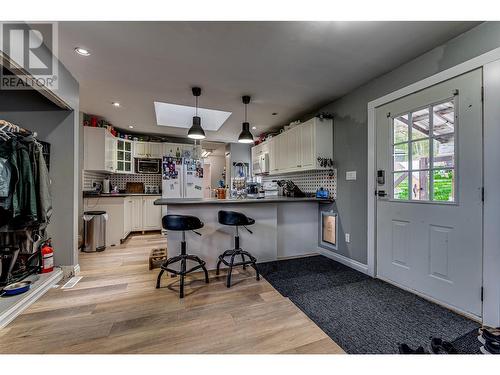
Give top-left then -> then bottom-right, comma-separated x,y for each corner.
287,127 -> 301,170
123,198 -> 132,237
149,142 -> 163,158
105,134 -> 117,173
134,141 -> 149,158
142,197 -> 162,230
269,138 -> 278,173
300,121 -> 315,168
131,197 -> 143,231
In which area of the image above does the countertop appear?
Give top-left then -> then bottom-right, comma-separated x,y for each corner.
83,192 -> 161,198
154,196 -> 333,205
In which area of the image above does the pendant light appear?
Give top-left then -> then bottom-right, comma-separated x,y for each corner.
188,87 -> 206,140
238,95 -> 254,143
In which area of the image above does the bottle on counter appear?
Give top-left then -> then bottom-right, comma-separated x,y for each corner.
175,147 -> 181,158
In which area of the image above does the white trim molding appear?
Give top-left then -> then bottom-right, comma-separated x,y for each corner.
367,45 -> 500,327
61,264 -> 80,279
0,268 -> 63,329
320,248 -> 369,275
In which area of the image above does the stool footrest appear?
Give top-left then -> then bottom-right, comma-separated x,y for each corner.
156,253 -> 209,298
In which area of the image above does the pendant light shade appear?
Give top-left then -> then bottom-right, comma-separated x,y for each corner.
188,87 -> 206,140
238,95 -> 254,144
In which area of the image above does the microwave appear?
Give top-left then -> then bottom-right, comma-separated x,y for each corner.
253,152 -> 269,175
135,158 -> 161,174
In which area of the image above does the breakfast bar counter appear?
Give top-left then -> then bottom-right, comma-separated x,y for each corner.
154,197 -> 334,269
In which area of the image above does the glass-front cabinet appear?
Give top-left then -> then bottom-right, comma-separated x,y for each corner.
116,139 -> 133,173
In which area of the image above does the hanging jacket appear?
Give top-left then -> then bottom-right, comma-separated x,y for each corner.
34,142 -> 52,223
13,138 -> 38,224
0,138 -> 19,227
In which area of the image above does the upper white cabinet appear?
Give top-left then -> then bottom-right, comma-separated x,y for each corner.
133,141 -> 149,158
84,127 -> 117,173
115,139 -> 133,174
133,141 -> 163,158
148,142 -> 163,158
252,117 -> 333,175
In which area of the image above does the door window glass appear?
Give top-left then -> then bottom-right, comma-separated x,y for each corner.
391,99 -> 456,202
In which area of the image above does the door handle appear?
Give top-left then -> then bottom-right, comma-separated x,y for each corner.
377,190 -> 388,197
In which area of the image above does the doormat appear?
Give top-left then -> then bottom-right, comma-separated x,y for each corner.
258,255 -> 481,354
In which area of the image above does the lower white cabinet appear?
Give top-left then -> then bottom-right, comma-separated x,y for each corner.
131,197 -> 144,231
84,195 -> 162,247
142,197 -> 162,230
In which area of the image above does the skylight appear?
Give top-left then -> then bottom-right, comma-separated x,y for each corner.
154,101 -> 232,131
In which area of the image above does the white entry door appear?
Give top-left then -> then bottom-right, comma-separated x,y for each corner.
375,69 -> 483,317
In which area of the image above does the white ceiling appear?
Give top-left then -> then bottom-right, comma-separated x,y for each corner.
57,21 -> 479,142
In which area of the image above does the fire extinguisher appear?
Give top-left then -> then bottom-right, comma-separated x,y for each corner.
40,239 -> 54,274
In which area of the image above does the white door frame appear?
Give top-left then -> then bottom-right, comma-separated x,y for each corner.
367,46 -> 500,326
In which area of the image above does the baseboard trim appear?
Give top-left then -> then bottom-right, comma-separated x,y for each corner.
61,264 -> 80,278
319,249 -> 370,275
0,268 -> 63,329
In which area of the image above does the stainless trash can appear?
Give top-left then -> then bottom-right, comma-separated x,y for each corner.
82,210 -> 107,252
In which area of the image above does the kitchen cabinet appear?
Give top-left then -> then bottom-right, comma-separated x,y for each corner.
84,127 -> 117,173
116,139 -> 133,174
84,195 -> 162,246
133,141 -> 164,158
124,197 -> 132,237
148,142 -> 163,158
131,197 -> 144,231
269,138 -> 278,173
134,141 -> 149,158
300,120 -> 315,168
142,196 -> 162,230
253,117 -> 333,175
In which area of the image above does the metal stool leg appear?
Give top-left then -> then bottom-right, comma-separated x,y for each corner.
179,256 -> 186,298
216,257 -> 222,275
156,269 -> 165,288
226,253 -> 237,288
241,253 -> 246,269
251,262 -> 260,281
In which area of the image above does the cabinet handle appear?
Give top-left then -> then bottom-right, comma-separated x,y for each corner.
297,165 -> 301,167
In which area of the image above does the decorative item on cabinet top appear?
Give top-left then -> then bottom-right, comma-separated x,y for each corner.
261,169 -> 337,199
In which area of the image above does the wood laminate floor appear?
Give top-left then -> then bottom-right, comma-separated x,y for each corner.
0,233 -> 344,354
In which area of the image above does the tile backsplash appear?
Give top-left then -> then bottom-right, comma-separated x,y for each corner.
261,169 -> 337,199
83,171 -> 161,191
109,173 -> 161,191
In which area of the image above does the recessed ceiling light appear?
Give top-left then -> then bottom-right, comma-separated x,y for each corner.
272,112 -> 278,116
129,125 -> 134,129
112,102 -> 120,107
252,126 -> 257,130
74,47 -> 91,56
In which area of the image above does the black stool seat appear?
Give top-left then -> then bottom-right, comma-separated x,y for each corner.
218,210 -> 255,226
156,214 -> 208,298
216,210 -> 260,288
163,215 -> 203,231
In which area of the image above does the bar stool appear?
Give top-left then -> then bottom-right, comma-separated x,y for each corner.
216,210 -> 260,288
156,215 -> 209,298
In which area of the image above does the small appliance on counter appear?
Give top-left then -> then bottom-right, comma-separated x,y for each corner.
102,177 -> 111,194
246,182 -> 260,198
277,180 -> 306,197
126,182 -> 145,194
263,181 -> 279,197
144,184 -> 160,194
316,187 -> 329,199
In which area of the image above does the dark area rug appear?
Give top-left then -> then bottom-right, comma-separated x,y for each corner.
258,255 -> 481,354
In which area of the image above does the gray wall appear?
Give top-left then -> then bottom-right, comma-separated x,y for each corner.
316,21 -> 500,264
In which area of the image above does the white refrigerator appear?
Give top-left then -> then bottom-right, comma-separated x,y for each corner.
162,157 -> 204,199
